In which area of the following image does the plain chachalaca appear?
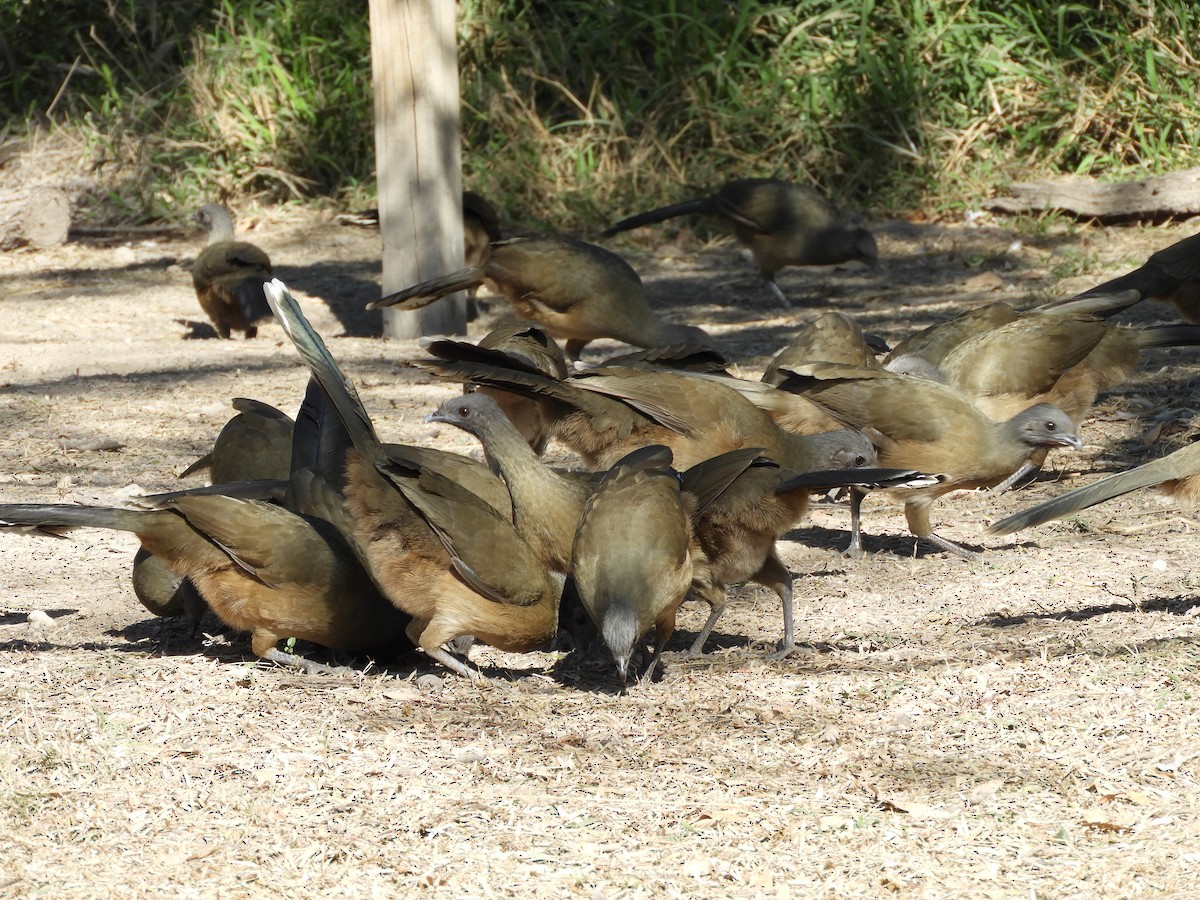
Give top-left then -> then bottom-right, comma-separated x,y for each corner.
191,204 -> 273,339
679,312 -> 884,437
882,291 -> 1143,375
571,446 -> 698,684
425,392 -> 902,658
417,338 -> 877,474
1068,231 -> 1200,322
179,398 -> 295,483
762,312 -> 879,385
935,315 -> 1200,424
462,190 -> 503,320
468,321 -> 569,455
989,441 -> 1200,537
367,235 -> 712,362
0,495 -> 412,674
266,279 -> 562,679
601,178 -> 878,306
681,457 -> 925,656
775,363 -> 1083,559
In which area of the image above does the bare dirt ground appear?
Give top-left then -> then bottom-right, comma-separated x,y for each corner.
1,208 -> 1199,897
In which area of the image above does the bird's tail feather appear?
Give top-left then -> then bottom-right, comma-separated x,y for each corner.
264,279 -> 381,459
988,455 -> 1186,536
368,267 -> 484,310
232,279 -> 272,323
1135,324 -> 1200,349
0,503 -> 155,537
600,198 -> 716,238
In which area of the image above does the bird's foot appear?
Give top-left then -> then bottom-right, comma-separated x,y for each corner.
422,646 -> 485,680
766,641 -> 798,661
261,648 -> 351,676
923,533 -> 979,561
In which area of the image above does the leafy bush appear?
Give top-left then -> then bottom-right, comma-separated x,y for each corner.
2,0 -> 1197,226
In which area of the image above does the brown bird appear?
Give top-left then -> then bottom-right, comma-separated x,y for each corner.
601,177 -> 878,305
572,446 -> 698,684
267,279 -> 561,679
418,339 -> 878,474
425,392 -> 903,657
191,204 -> 273,339
775,363 -> 1083,559
989,441 -> 1200,537
367,235 -> 712,363
935,316 -> 1200,425
682,458 -> 925,655
179,398 -> 295,484
130,547 -> 206,628
468,321 -> 569,455
462,190 -> 503,270
1069,231 -> 1200,322
762,312 -> 880,385
882,291 -> 1143,374
0,495 -> 412,674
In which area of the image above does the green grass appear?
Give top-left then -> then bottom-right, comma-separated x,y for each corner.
2,0 -> 1198,227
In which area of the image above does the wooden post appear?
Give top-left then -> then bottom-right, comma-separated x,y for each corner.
369,0 -> 465,338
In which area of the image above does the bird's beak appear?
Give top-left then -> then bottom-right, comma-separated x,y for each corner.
424,411 -> 447,426
1047,434 -> 1084,450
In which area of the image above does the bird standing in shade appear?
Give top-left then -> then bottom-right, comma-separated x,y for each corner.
191,204 -> 273,339
369,236 -> 711,363
602,178 -> 877,305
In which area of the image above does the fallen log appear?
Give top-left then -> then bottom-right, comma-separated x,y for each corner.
987,168 -> 1200,220
0,186 -> 71,250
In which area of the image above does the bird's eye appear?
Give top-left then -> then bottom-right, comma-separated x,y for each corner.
854,455 -> 867,467
458,406 -> 470,417
1045,420 -> 1056,431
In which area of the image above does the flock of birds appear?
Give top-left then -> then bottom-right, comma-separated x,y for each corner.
4,177 -> 1200,686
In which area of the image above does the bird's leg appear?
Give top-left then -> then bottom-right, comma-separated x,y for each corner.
754,554 -> 797,660
905,500 -> 980,561
420,645 -> 484,680
766,278 -> 792,308
639,628 -> 670,685
408,619 -> 483,680
564,339 -> 588,364
260,647 -> 348,676
922,532 -> 979,562
989,461 -> 1037,496
686,584 -> 726,655
842,487 -> 866,558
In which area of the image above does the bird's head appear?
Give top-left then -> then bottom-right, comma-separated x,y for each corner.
1011,404 -> 1083,450
853,228 -> 879,270
425,393 -> 507,438
600,600 -> 641,685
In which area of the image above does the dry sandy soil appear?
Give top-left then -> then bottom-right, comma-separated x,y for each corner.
1,207 -> 1199,898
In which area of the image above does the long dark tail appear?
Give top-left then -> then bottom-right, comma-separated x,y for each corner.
1074,267 -> 1172,302
1135,323 -> 1200,349
264,279 -> 382,459
989,444 -> 1200,536
0,503 -> 155,537
601,197 -> 716,238
368,267 -> 485,311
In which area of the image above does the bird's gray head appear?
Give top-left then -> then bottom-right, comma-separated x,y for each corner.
600,600 -> 641,684
425,393 -> 508,437
193,203 -> 235,241
1010,404 -> 1083,450
883,354 -> 947,382
852,228 -> 879,269
812,428 -> 878,470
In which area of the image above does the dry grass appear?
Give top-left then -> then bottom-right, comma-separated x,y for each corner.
2,212 -> 1200,896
